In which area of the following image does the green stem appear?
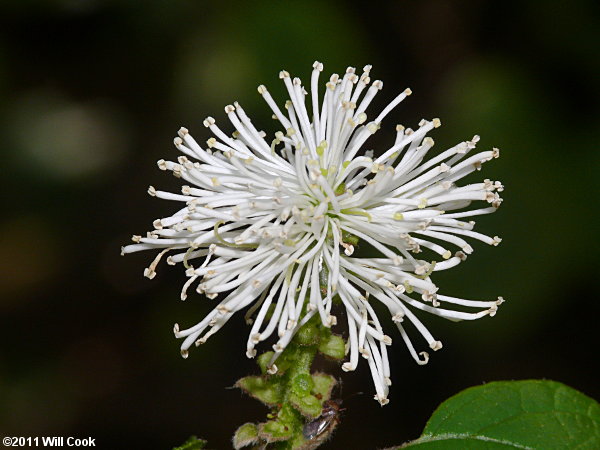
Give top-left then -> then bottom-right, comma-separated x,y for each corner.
234,314 -> 345,450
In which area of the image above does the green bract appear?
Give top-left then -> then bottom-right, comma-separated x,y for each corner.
172,436 -> 207,450
232,423 -> 259,449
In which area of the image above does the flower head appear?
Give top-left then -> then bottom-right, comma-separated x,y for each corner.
123,62 -> 504,405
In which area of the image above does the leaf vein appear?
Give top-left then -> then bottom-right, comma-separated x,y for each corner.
409,432 -> 534,449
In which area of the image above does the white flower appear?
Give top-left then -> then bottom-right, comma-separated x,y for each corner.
122,62 -> 504,405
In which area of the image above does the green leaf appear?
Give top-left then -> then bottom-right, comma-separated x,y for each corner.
236,375 -> 284,405
311,373 -> 337,402
295,321 -> 319,346
233,423 -> 259,449
257,351 -> 275,374
318,334 -> 345,360
172,435 -> 207,450
401,380 -> 600,449
289,392 -> 322,418
259,420 -> 294,442
292,373 -> 315,397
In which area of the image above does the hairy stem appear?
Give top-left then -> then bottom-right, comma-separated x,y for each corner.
234,314 -> 345,449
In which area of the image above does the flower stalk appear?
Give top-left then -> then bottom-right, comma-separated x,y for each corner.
234,313 -> 344,449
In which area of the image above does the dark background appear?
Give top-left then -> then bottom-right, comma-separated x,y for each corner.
0,1 -> 598,449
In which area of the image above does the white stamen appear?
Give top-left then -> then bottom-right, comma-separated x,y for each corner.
123,62 -> 504,406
